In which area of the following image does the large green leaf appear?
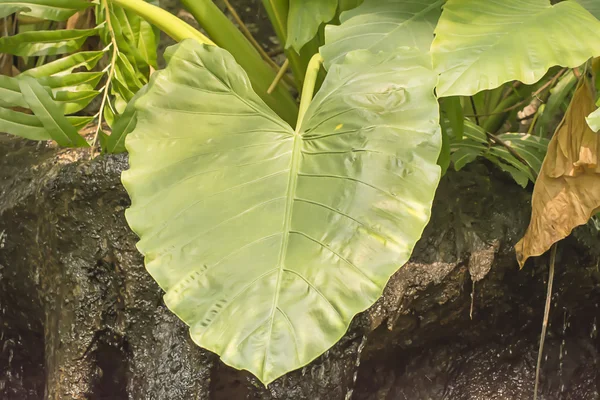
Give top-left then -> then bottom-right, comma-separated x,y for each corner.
0,0 -> 91,21
573,0 -> 600,19
122,40 -> 441,384
286,0 -> 337,52
321,0 -> 443,68
432,0 -> 600,97
21,50 -> 104,78
18,76 -> 88,147
0,27 -> 98,57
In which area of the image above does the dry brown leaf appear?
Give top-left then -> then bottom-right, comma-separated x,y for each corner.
516,81 -> 600,268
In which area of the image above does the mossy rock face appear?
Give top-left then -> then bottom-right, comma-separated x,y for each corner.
1,132 -> 599,399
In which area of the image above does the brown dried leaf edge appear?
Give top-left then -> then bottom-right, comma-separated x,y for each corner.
516,81 -> 600,268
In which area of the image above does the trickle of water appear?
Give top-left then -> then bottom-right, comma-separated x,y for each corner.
355,335 -> 367,367
591,317 -> 597,339
344,335 -> 368,400
558,310 -> 569,396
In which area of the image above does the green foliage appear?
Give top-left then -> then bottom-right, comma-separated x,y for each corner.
0,0 -> 91,21
441,97 -> 464,140
18,76 -> 89,146
0,27 -> 99,56
537,71 -> 578,135
105,85 -> 146,153
108,2 -> 158,68
286,0 -> 336,52
449,121 -> 549,188
321,0 -> 442,68
179,0 -> 298,124
22,50 -> 104,77
122,40 -> 440,384
0,0 -> 158,148
432,0 -> 600,97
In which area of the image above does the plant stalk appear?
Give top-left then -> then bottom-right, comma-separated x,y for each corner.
180,0 -> 298,124
261,0 -> 307,90
533,244 -> 557,400
295,53 -> 323,132
268,59 -> 289,94
221,0 -> 294,89
91,0 -> 119,157
110,0 -> 214,44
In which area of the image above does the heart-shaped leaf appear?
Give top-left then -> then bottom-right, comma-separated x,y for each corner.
123,40 -> 441,384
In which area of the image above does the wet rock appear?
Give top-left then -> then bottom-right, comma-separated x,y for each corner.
0,134 -> 599,400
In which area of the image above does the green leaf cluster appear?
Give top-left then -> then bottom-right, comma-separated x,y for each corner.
0,0 -> 157,151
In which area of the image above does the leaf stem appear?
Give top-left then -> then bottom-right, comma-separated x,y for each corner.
91,0 -> 118,157
221,0 -> 294,89
221,0 -> 271,67
181,0 -> 298,124
295,53 -> 323,132
267,59 -> 289,94
469,96 -> 480,126
533,244 -> 557,400
109,0 -> 214,45
466,69 -> 567,118
261,0 -> 305,90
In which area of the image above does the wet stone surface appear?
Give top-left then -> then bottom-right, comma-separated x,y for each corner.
1,134 -> 599,399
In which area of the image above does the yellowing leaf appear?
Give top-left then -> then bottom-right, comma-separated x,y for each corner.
516,82 -> 600,268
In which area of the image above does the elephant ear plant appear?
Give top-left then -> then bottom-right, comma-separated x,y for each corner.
123,42 -> 441,384
2,0 -> 600,387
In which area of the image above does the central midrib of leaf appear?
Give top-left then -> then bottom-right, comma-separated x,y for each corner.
262,131 -> 302,374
